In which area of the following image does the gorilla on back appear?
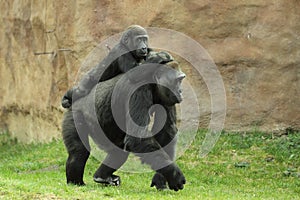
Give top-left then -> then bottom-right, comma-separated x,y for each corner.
62,25 -> 151,108
62,52 -> 186,191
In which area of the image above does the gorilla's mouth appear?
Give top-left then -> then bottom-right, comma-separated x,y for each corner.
177,89 -> 183,102
170,89 -> 183,104
136,49 -> 148,57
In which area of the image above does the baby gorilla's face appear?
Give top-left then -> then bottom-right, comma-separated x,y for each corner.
132,35 -> 149,58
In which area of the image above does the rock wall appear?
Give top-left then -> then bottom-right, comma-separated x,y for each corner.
0,0 -> 299,142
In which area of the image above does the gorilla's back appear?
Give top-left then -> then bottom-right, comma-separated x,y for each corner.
72,74 -> 126,151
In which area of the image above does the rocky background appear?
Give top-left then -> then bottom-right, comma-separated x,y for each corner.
0,0 -> 299,143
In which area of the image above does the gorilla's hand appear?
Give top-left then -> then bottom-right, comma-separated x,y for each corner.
150,172 -> 167,190
157,164 -> 186,191
61,86 -> 90,108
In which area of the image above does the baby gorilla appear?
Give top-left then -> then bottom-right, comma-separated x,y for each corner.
62,52 -> 186,191
62,25 -> 151,108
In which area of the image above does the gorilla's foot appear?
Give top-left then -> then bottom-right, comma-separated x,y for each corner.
93,175 -> 121,186
67,180 -> 86,186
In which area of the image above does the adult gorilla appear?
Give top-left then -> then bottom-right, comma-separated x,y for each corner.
62,52 -> 186,191
62,25 -> 151,108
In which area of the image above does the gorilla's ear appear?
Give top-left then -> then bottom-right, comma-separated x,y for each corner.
121,32 -> 130,45
166,61 -> 179,70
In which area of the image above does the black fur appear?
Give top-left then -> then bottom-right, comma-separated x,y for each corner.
62,57 -> 186,191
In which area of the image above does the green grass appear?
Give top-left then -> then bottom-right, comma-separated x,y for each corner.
0,131 -> 299,200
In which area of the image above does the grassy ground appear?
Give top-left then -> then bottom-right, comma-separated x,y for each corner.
0,131 -> 299,200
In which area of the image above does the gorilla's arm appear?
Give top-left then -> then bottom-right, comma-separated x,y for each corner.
123,85 -> 172,167
152,105 -> 177,160
150,105 -> 178,190
77,44 -> 128,91
123,86 -> 185,191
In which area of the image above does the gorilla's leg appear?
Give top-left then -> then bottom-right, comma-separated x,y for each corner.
62,111 -> 90,185
93,149 -> 129,186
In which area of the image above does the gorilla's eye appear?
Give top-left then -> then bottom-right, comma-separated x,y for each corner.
137,37 -> 148,43
176,77 -> 182,82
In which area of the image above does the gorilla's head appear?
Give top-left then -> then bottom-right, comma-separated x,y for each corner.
124,51 -> 186,105
154,61 -> 186,106
121,25 -> 149,58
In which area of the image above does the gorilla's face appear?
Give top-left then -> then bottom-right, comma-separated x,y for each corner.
121,25 -> 149,59
155,65 -> 186,105
131,35 -> 149,58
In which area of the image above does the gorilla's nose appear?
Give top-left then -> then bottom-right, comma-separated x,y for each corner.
141,47 -> 147,53
178,73 -> 186,81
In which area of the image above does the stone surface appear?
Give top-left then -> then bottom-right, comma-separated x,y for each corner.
0,0 -> 299,142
